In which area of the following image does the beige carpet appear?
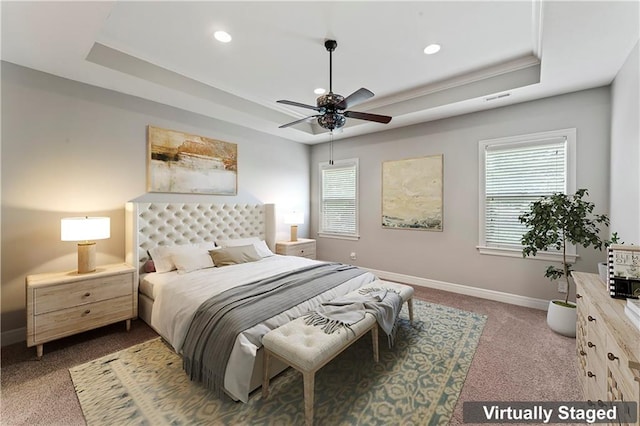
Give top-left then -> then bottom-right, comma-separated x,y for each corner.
69,300 -> 486,425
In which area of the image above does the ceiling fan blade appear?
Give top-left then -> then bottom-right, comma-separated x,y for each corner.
277,100 -> 322,112
344,110 -> 392,124
279,115 -> 321,129
336,88 -> 374,110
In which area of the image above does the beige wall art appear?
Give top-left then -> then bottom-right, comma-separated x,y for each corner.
382,154 -> 443,231
147,126 -> 238,194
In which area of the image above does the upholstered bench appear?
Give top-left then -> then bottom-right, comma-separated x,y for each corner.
261,280 -> 414,426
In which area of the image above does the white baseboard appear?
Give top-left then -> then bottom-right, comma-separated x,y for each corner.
365,268 -> 549,311
2,327 -> 25,347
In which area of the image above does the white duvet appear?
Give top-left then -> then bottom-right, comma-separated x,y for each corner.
145,255 -> 376,402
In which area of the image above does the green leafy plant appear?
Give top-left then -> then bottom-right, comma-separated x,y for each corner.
518,189 -> 610,305
604,231 -> 623,247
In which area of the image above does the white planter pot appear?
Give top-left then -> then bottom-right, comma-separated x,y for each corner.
598,262 -> 609,286
546,300 -> 577,337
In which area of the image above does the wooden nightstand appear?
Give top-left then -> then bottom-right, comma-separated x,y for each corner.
26,263 -> 137,359
275,239 -> 316,260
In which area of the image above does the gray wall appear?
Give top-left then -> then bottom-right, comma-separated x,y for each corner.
311,87 -> 612,302
1,62 -> 311,334
610,41 -> 640,244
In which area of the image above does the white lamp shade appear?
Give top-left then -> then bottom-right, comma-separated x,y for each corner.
61,217 -> 110,242
284,211 -> 304,225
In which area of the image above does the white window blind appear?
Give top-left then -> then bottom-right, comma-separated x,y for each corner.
319,159 -> 359,238
478,128 -> 576,259
485,139 -> 566,248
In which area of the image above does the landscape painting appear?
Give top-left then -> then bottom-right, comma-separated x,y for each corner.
382,155 -> 443,231
147,126 -> 237,194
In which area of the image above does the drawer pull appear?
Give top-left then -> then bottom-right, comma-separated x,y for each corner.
83,292 -> 91,297
576,293 -> 582,299
587,341 -> 596,348
579,350 -> 586,356
83,309 -> 91,315
607,352 -> 619,361
587,371 -> 596,378
588,315 -> 596,322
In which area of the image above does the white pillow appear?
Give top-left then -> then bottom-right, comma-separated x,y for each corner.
253,240 -> 274,258
216,237 -> 260,248
148,242 -> 216,273
216,237 -> 273,258
172,251 -> 214,274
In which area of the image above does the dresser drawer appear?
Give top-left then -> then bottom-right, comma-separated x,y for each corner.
31,295 -> 133,344
33,273 -> 133,315
606,334 -> 639,402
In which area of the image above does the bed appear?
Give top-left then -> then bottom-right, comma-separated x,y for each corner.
125,202 -> 377,402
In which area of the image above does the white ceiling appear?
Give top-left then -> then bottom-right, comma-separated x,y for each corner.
2,1 -> 638,144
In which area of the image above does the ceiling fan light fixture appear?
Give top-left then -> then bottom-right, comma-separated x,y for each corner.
213,31 -> 232,43
424,43 -> 441,55
317,113 -> 346,131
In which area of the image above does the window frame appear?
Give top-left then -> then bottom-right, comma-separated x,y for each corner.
318,158 -> 360,240
477,128 -> 577,261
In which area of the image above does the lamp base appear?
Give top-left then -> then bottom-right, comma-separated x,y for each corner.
77,242 -> 96,274
290,225 -> 298,242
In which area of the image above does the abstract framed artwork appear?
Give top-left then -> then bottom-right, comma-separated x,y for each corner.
147,126 -> 237,195
382,154 -> 443,231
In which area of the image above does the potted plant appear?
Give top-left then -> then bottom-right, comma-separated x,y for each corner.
598,232 -> 623,285
518,189 -> 609,337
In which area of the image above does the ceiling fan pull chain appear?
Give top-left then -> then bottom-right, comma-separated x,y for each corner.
329,131 -> 334,165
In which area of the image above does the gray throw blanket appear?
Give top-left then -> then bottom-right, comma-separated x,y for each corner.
304,287 -> 403,347
182,262 -> 368,397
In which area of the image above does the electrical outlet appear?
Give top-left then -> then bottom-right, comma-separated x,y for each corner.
557,280 -> 568,293
350,252 -> 357,260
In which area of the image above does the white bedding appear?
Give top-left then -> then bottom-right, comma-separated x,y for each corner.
146,255 -> 376,402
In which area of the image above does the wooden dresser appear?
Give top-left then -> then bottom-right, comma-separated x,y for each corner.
26,263 -> 136,358
574,272 -> 640,424
275,238 -> 316,259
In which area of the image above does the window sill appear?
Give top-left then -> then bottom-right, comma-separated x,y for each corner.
318,232 -> 360,241
477,246 -> 578,263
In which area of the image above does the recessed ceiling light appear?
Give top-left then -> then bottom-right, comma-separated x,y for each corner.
314,88 -> 326,95
423,44 -> 441,55
214,31 -> 232,43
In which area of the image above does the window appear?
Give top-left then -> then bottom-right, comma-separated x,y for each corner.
319,158 -> 359,240
478,128 -> 576,260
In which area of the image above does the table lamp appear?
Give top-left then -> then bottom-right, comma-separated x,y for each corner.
284,211 -> 304,242
61,216 -> 110,273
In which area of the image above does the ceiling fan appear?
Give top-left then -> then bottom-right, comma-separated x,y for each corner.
277,39 -> 392,131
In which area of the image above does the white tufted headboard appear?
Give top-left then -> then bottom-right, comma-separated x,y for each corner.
125,202 -> 276,277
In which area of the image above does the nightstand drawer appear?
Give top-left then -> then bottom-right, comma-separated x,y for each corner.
32,295 -> 133,343
289,244 -> 316,258
33,273 -> 132,315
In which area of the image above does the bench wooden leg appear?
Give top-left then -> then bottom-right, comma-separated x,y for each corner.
262,350 -> 270,398
371,325 -> 379,363
303,371 -> 315,426
407,298 -> 414,323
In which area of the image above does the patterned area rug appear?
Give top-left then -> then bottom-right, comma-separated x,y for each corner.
70,300 -> 486,425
